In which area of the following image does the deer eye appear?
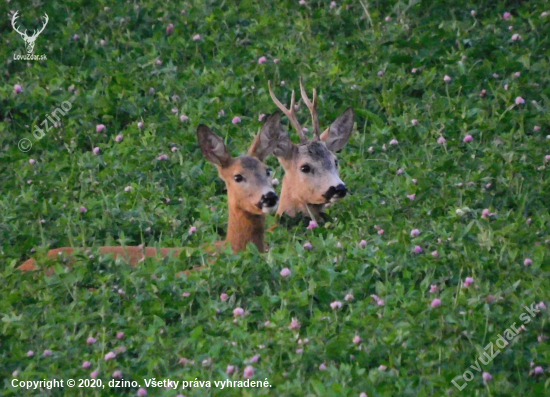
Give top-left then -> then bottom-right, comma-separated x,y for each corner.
266,168 -> 272,177
234,174 -> 244,182
334,159 -> 339,168
300,164 -> 311,174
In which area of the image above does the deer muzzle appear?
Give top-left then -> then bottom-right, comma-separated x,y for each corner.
323,184 -> 348,202
259,191 -> 279,214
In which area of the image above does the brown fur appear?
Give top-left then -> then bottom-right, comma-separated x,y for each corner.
217,156 -> 270,252
198,111 -> 284,251
18,246 -> 202,276
276,142 -> 340,219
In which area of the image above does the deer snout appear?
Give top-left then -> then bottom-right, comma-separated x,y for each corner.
259,191 -> 279,214
260,191 -> 279,207
334,184 -> 348,198
323,184 -> 348,201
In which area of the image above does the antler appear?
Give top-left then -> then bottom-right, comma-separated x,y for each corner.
299,77 -> 320,140
11,11 -> 28,38
31,13 -> 49,39
268,81 -> 307,143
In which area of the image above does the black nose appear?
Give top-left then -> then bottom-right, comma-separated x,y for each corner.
323,184 -> 348,200
261,191 -> 279,207
335,184 -> 347,198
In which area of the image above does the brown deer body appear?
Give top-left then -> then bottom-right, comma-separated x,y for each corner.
268,78 -> 355,220
18,113 -> 284,273
18,246 -> 184,273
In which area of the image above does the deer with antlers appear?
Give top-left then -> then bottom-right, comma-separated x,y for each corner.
11,11 -> 49,54
268,78 -> 355,221
18,113 -> 284,274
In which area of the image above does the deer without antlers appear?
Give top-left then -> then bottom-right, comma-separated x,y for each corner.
18,113 -> 285,274
268,77 -> 355,220
196,112 -> 284,252
11,11 -> 49,54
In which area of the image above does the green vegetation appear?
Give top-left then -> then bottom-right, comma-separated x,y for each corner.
1,0 -> 549,395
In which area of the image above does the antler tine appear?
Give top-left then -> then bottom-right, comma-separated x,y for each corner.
31,13 -> 49,38
11,11 -> 26,37
299,76 -> 320,140
268,80 -> 307,143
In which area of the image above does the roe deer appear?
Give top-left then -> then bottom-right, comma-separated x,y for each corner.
196,111 -> 283,252
268,77 -> 355,221
18,112 -> 284,274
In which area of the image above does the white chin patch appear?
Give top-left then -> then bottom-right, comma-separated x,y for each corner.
330,197 -> 342,203
262,204 -> 278,214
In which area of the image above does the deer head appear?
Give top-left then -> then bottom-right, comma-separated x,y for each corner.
197,112 -> 285,216
197,112 -> 285,252
11,11 -> 49,54
268,78 -> 355,219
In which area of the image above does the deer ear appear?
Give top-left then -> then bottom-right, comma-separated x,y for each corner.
320,107 -> 355,152
248,111 -> 285,162
197,125 -> 232,167
273,132 -> 297,161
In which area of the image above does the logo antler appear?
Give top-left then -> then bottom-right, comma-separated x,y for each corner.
31,13 -> 49,39
11,11 -> 27,38
11,11 -> 49,54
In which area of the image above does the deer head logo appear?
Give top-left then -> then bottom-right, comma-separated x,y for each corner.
11,11 -> 49,54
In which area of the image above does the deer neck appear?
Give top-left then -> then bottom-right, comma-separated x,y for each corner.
277,175 -> 325,220
226,200 -> 265,253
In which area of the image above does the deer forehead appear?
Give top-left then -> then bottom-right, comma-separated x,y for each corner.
224,156 -> 268,180
238,156 -> 264,171
296,141 -> 334,170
